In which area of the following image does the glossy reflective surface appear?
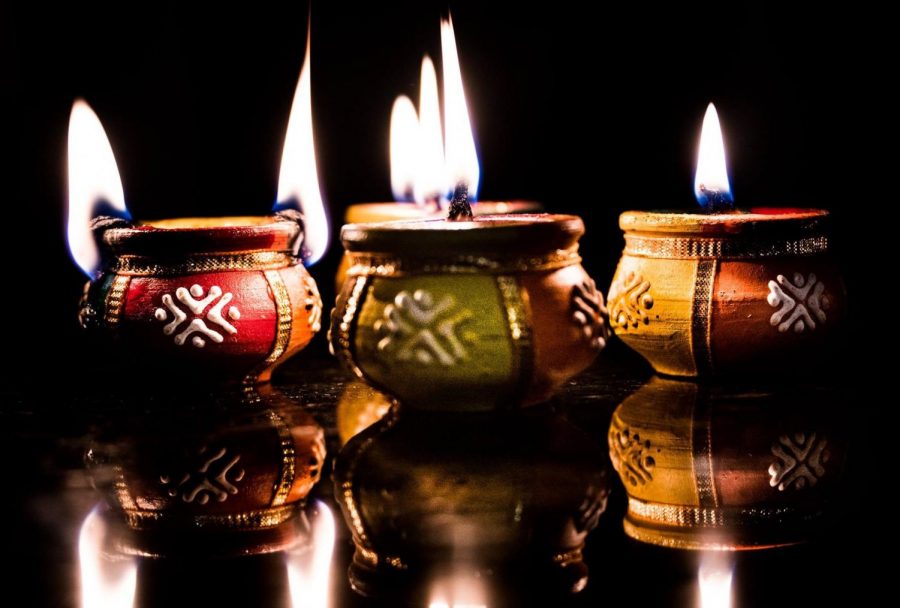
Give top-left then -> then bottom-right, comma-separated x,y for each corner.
2,344 -> 879,606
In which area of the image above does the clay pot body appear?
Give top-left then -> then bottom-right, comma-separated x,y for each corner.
608,210 -> 845,377
330,214 -> 608,411
80,216 -> 322,384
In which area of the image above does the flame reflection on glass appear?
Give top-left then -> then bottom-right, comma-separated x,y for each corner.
697,553 -> 733,608
275,31 -> 329,265
428,574 -> 487,608
78,505 -> 136,608
693,103 -> 733,210
286,501 -> 336,608
67,100 -> 130,278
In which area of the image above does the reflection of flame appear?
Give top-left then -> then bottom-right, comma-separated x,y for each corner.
694,103 -> 733,210
389,14 -> 480,206
67,100 -> 130,278
428,574 -> 487,608
286,501 -> 335,608
441,16 -> 479,201
78,505 -> 136,608
275,30 -> 329,265
697,553 -> 733,608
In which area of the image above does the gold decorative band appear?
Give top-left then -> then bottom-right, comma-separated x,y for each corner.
551,547 -> 584,566
123,503 -> 300,530
496,275 -> 534,405
110,251 -> 295,276
242,270 -> 293,385
627,497 -> 819,528
345,248 -> 581,277
104,275 -> 131,328
690,260 -> 716,377
267,409 -> 296,507
333,276 -> 369,379
624,235 -> 829,259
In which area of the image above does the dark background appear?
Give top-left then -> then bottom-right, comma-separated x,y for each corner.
0,2 -> 888,605
0,0 -> 880,380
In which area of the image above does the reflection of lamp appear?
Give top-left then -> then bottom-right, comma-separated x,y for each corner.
608,377 -> 846,550
333,406 -> 610,602
85,385 -> 325,557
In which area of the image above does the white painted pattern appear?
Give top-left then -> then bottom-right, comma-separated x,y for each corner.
766,272 -> 828,333
154,284 -> 240,348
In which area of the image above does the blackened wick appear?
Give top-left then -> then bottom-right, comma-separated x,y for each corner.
447,183 -> 473,221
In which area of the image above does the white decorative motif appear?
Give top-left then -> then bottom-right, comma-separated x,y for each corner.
768,432 -> 829,491
160,447 -> 245,504
766,272 -> 828,333
375,289 -> 473,365
154,284 -> 240,348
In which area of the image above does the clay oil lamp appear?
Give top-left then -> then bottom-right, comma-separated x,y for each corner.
335,17 -> 540,288
85,384 -> 326,558
69,36 -> 326,385
333,406 -> 611,601
330,211 -> 608,411
608,376 -> 846,550
607,104 -> 845,377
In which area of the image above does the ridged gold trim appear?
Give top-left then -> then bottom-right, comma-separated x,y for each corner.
345,248 -> 581,277
551,547 -> 584,565
496,275 -> 534,405
110,251 -> 294,276
104,275 -> 131,328
623,235 -> 829,259
123,503 -> 299,530
267,410 -> 296,507
334,276 -> 369,379
690,259 -> 716,375
627,497 -> 818,528
244,270 -> 293,384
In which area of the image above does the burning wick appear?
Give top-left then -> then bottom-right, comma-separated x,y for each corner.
694,103 -> 734,213
447,182 -> 473,221
696,186 -> 733,212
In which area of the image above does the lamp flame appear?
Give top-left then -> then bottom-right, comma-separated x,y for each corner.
388,14 -> 480,207
697,554 -> 733,608
390,95 -> 419,202
67,100 -> 130,278
693,103 -> 733,210
286,501 -> 335,608
275,31 -> 329,265
441,16 -> 479,201
78,505 -> 136,608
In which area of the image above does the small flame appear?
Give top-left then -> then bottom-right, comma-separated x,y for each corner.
286,501 -> 335,608
441,16 -> 480,200
697,554 -> 733,608
390,95 -> 419,201
275,31 -> 329,265
414,56 -> 447,206
78,505 -> 136,608
388,14 -> 480,207
694,103 -> 733,210
67,100 -> 130,278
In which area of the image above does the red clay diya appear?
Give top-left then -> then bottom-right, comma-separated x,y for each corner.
79,215 -> 322,384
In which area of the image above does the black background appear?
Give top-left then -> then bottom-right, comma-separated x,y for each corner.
0,2 -> 888,605
0,1 -> 880,379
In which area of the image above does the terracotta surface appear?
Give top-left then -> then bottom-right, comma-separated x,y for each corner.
330,214 -> 608,410
608,209 -> 845,377
80,215 -> 322,385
